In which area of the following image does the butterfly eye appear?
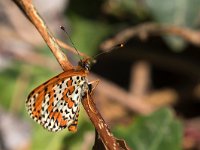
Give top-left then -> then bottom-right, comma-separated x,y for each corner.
85,63 -> 90,71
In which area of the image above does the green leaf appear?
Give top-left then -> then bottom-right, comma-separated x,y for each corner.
145,0 -> 200,51
113,108 -> 183,150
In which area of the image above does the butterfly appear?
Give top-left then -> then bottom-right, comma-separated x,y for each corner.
26,58 -> 97,132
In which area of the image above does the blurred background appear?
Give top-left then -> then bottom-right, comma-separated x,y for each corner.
0,0 -> 200,150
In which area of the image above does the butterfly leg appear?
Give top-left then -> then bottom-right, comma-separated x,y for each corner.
86,90 -> 98,114
88,79 -> 99,95
68,107 -> 80,132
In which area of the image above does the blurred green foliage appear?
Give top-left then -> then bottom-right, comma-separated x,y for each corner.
0,66 -> 19,108
145,0 -> 200,27
113,108 -> 183,150
145,0 -> 200,51
69,15 -> 112,56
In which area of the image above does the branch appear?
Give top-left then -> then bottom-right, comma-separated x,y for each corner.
56,39 -> 90,58
0,46 -> 58,71
100,23 -> 200,51
12,0 -> 73,71
89,74 -> 154,114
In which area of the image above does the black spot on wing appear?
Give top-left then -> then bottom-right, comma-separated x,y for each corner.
44,87 -> 48,92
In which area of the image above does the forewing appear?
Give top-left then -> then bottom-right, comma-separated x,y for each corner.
26,70 -> 87,132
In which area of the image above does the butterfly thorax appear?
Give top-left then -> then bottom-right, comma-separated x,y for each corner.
77,58 -> 91,96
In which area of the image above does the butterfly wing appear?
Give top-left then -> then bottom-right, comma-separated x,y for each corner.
26,70 -> 88,132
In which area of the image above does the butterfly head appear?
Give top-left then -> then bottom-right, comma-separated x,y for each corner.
78,58 -> 92,71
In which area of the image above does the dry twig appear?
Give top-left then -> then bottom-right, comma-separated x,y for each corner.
13,0 -> 73,71
100,23 -> 200,51
57,39 -> 89,58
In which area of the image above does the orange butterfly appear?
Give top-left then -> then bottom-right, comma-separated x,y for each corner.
26,58 -> 97,132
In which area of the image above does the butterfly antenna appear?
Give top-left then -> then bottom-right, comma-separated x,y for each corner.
60,26 -> 82,61
93,43 -> 124,59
